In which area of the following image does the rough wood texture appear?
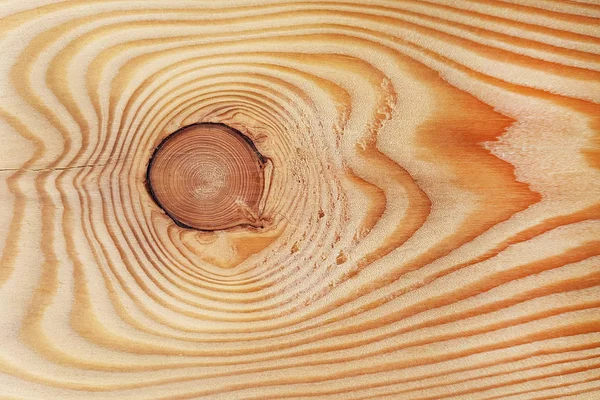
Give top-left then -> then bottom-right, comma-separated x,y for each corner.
0,1 -> 599,399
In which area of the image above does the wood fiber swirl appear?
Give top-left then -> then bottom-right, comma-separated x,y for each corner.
0,1 -> 599,399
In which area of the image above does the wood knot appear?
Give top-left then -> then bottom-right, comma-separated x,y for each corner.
147,123 -> 266,231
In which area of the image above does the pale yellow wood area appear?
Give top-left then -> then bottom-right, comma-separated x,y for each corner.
0,1 -> 599,399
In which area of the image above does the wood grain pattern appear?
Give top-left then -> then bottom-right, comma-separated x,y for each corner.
0,0 -> 599,399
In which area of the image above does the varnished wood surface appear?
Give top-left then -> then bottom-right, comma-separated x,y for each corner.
0,0 -> 599,399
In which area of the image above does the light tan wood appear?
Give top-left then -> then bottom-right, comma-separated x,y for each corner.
0,1 -> 599,399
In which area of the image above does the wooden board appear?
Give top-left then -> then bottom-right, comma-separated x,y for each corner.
0,1 -> 599,399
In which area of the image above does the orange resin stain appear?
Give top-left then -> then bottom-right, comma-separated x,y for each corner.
414,65 -> 541,259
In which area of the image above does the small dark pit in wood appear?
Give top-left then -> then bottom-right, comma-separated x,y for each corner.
147,123 -> 265,231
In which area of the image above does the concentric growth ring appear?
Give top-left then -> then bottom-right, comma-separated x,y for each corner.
147,123 -> 266,231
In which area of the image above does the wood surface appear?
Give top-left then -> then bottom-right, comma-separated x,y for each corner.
0,0 -> 599,399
